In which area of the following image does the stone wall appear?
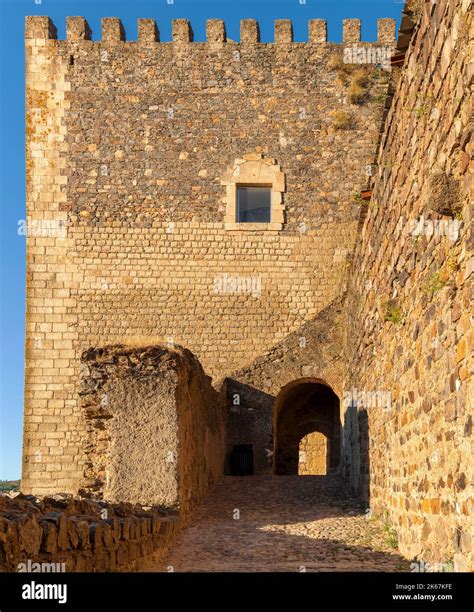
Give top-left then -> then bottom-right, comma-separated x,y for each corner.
274,381 -> 340,475
224,298 -> 344,473
79,344 -> 226,514
23,15 -> 394,494
299,432 -> 328,475
20,4 -> 472,572
0,493 -> 179,572
343,0 -> 472,570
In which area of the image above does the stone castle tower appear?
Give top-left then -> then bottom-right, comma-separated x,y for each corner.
23,0 -> 472,570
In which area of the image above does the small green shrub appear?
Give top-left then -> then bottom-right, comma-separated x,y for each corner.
383,301 -> 404,324
383,512 -> 399,549
441,560 -> 455,573
373,90 -> 387,104
415,105 -> 427,117
387,530 -> 398,549
424,272 -> 445,295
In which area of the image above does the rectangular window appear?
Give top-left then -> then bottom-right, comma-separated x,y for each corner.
237,186 -> 271,223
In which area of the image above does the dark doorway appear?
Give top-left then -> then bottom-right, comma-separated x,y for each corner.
273,380 -> 341,475
230,444 -> 254,475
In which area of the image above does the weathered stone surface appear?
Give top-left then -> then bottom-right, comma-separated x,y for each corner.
79,344 -> 225,513
158,476 -> 411,572
0,493 -> 179,572
23,15 -> 390,496
343,0 -> 472,571
20,0 -> 471,574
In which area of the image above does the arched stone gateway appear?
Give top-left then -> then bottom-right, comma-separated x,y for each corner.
298,432 -> 328,475
273,379 -> 341,476
223,298 -> 345,474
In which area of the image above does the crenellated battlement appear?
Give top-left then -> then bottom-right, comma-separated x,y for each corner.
25,15 -> 396,45
22,0 -> 474,577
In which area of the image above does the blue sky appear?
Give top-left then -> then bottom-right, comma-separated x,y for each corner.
0,0 -> 402,481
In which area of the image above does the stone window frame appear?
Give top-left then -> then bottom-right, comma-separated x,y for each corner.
221,154 -> 286,231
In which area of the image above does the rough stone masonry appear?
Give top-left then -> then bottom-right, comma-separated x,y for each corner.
22,0 -> 472,572
23,13 -> 393,495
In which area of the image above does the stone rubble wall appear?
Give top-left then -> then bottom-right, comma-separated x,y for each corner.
23,15 -> 393,494
79,344 -> 226,514
343,0 -> 472,570
0,493 -> 180,572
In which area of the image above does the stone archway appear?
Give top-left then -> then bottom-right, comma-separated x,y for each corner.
273,379 -> 341,475
298,431 -> 328,475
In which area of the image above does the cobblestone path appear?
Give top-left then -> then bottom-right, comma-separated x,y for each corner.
157,475 -> 410,572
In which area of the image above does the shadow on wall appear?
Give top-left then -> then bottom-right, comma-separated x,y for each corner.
273,381 -> 341,476
223,376 -> 371,512
342,404 -> 370,508
223,380 -> 276,475
221,296 -> 347,477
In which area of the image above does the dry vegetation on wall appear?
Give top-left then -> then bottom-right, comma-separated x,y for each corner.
426,172 -> 462,217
